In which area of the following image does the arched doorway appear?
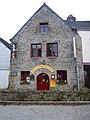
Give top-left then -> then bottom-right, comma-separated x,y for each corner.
37,73 -> 49,90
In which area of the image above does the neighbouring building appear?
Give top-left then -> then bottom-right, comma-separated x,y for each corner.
78,26 -> 90,88
9,3 -> 85,90
0,38 -> 12,89
66,17 -> 90,88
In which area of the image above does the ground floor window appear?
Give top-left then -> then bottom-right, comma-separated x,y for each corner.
57,70 -> 67,85
20,71 -> 30,84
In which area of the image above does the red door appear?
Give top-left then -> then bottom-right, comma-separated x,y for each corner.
37,73 -> 49,90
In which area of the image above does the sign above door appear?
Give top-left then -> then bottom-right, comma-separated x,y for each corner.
31,64 -> 55,74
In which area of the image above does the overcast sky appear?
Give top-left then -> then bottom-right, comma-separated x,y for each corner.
0,0 -> 90,42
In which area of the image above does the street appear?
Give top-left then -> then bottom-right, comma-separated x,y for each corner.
0,105 -> 90,120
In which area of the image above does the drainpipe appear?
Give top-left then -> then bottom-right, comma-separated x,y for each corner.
73,29 -> 80,91
76,63 -> 80,91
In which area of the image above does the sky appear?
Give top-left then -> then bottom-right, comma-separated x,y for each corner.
0,0 -> 90,42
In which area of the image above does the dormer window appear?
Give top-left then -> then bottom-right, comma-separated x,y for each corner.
40,23 -> 48,32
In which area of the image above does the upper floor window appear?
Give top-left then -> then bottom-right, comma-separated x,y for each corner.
40,23 -> 48,32
31,44 -> 42,57
47,43 -> 58,57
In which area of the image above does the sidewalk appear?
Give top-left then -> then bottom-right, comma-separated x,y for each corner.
0,103 -> 90,120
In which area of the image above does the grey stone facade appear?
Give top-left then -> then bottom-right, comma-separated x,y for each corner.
10,3 -> 84,90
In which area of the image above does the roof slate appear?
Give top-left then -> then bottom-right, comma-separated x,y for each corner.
65,21 -> 90,30
0,38 -> 12,50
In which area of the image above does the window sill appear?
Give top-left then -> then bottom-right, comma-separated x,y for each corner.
59,83 -> 67,85
40,32 -> 48,35
20,82 -> 30,85
31,57 -> 42,60
47,56 -> 58,59
56,80 -> 67,85
56,83 -> 67,85
20,81 -> 30,85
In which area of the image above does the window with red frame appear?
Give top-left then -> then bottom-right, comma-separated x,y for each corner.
31,44 -> 42,57
57,70 -> 67,85
40,23 -> 48,32
21,71 -> 30,84
47,43 -> 58,57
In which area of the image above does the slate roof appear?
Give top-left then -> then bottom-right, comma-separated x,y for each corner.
0,38 -> 12,50
65,20 -> 90,30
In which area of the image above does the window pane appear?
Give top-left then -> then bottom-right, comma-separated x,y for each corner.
32,49 -> 36,57
40,25 -> 44,27
47,45 -> 52,56
37,44 -> 41,48
45,24 -> 48,27
45,28 -> 48,32
40,23 -> 48,32
47,43 -> 58,57
53,44 -> 57,47
53,44 -> 58,56
40,28 -> 44,32
32,45 -> 36,48
38,49 -> 41,56
53,47 -> 57,56
31,44 -> 41,57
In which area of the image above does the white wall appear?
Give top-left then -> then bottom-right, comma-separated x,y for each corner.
78,31 -> 90,63
0,42 -> 11,69
0,42 -> 11,89
0,70 -> 9,89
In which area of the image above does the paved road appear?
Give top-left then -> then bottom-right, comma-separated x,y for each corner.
0,105 -> 90,120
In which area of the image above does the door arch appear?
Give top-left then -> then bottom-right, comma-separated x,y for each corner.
37,73 -> 49,90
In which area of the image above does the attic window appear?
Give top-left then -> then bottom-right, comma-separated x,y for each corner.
40,23 -> 48,32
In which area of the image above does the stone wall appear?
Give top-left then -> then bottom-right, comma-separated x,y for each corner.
0,90 -> 90,101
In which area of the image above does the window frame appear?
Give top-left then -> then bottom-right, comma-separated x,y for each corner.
40,23 -> 48,32
47,43 -> 58,57
31,43 -> 42,57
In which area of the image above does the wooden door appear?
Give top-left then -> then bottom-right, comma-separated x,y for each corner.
37,73 -> 49,90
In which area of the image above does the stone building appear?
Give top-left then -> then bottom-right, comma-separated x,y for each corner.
10,3 -> 84,90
